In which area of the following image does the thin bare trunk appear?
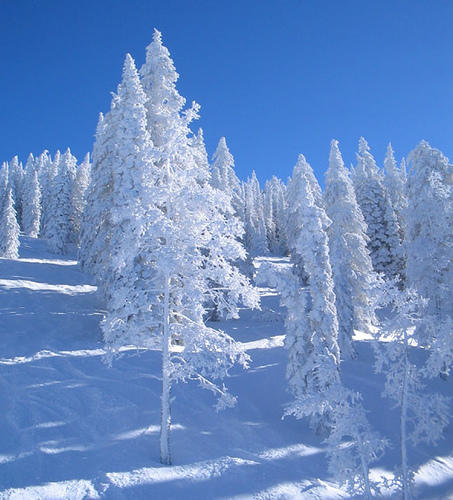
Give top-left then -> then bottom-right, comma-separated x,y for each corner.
357,433 -> 372,499
401,328 -> 410,500
160,272 -> 172,465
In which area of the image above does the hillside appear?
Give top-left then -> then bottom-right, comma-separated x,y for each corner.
0,237 -> 451,499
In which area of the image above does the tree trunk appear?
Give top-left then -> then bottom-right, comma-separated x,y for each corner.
401,329 -> 410,500
357,433 -> 372,500
160,273 -> 172,465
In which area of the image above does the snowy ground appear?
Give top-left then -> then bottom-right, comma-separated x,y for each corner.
0,237 -> 452,499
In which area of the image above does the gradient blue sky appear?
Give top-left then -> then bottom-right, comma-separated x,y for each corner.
1,0 -> 452,184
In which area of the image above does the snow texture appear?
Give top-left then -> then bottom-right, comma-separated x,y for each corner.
0,238 -> 451,499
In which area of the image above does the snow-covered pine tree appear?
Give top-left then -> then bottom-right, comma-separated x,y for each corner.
140,29 -> 187,148
210,137 -> 243,215
0,189 -> 20,258
0,162 -> 9,210
71,153 -> 91,244
191,128 -> 209,177
263,181 -> 274,252
353,137 -> 403,282
384,143 -> 407,243
46,148 -> 77,254
406,141 -> 453,323
21,166 -> 41,238
201,134 -> 244,320
243,171 -> 268,256
36,150 -> 51,179
258,260 -> 386,498
102,35 -> 260,466
79,113 -> 112,276
324,140 -> 379,359
400,157 -> 408,183
40,150 -> 61,239
21,153 -> 35,218
288,154 -> 324,215
286,154 -> 326,285
264,176 -> 288,255
8,155 -> 23,228
259,155 -> 386,497
283,154 -> 341,432
372,285 -> 450,500
424,315 -> 453,381
35,150 -> 51,218
97,54 -> 157,299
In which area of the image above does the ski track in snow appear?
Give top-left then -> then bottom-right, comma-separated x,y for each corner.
0,237 -> 452,499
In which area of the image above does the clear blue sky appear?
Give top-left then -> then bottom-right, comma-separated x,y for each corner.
1,0 -> 453,185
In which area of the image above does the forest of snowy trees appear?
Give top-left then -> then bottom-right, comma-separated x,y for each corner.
0,30 -> 452,499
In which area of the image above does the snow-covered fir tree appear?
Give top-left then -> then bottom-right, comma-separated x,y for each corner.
424,315 -> 453,381
353,137 -> 403,282
21,166 -> 41,238
406,141 -> 453,323
97,54 -> 157,297
71,152 -> 91,244
35,150 -> 51,226
263,176 -> 288,255
210,137 -> 243,215
0,189 -> 20,259
286,154 -> 326,285
21,153 -> 35,218
79,112 -> 115,277
8,155 -> 23,227
243,171 -> 269,256
283,155 -> 341,432
384,143 -> 407,243
324,140 -> 379,359
46,148 -> 77,254
258,153 -> 386,495
191,128 -> 210,179
0,162 -> 9,209
102,36 -> 259,466
40,150 -> 61,239
36,150 -> 51,179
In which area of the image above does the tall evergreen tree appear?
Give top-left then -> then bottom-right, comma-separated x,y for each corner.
99,54 -> 157,296
79,107 -> 117,278
0,189 -> 20,259
0,162 -> 9,210
286,154 -> 326,285
8,155 -> 23,227
22,166 -> 41,238
191,128 -> 210,177
140,28 -> 193,151
71,153 -> 91,244
243,171 -> 268,256
353,137 -> 403,282
36,150 -> 51,180
18,153 -> 37,228
406,141 -> 453,322
384,143 -> 407,243
263,176 -> 288,255
259,154 -> 386,497
324,140 -> 378,359
40,150 -> 61,239
46,148 -> 77,254
283,155 -> 341,432
210,137 -> 242,214
102,35 -> 260,466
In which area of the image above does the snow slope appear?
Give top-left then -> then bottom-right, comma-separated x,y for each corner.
0,237 -> 451,499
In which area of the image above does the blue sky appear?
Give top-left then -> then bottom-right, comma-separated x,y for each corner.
1,0 -> 452,184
